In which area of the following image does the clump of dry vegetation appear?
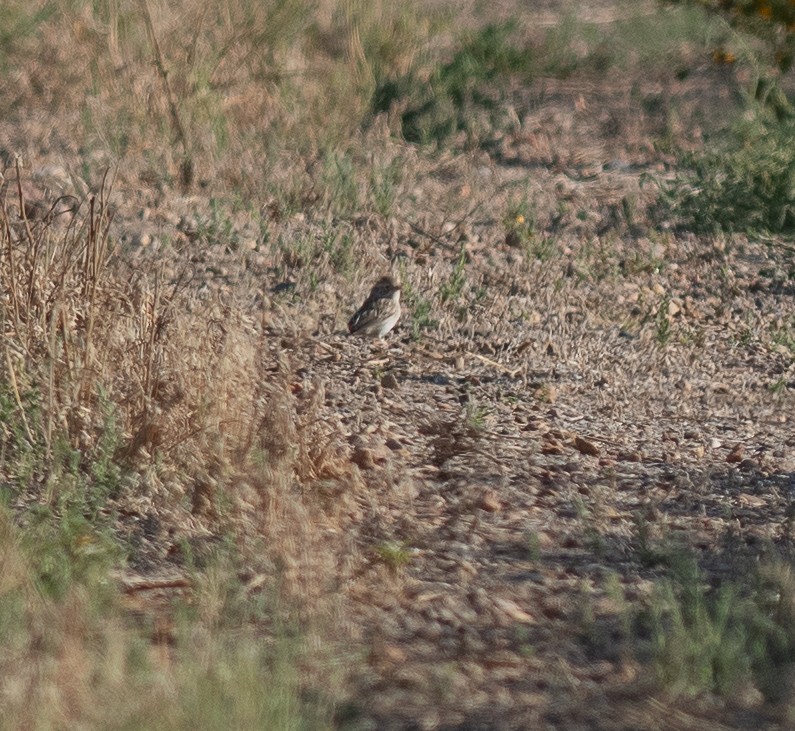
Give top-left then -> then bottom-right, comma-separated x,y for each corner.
0,162 -> 357,726
3,0 -> 795,728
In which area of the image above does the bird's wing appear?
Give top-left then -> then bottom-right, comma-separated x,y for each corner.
348,295 -> 391,333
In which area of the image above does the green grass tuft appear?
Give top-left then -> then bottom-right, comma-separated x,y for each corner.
659,113 -> 795,236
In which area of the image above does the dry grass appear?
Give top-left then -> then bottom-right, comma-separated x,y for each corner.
0,163 -> 357,726
0,0 -> 436,198
0,505 -> 336,729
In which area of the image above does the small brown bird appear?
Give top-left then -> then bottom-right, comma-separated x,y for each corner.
348,276 -> 402,338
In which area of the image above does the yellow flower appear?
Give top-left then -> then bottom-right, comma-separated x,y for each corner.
712,48 -> 736,64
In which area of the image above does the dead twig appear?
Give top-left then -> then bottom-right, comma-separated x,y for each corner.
467,351 -> 521,378
138,0 -> 194,190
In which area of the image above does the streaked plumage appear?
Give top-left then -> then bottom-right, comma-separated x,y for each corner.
348,276 -> 401,338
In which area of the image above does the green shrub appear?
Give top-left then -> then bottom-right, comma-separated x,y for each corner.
371,22 -> 534,146
658,114 -> 795,235
643,554 -> 795,700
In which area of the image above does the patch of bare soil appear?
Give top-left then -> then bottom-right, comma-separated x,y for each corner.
269,198 -> 795,728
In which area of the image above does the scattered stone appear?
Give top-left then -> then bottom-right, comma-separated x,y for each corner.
272,281 -> 296,294
131,231 -> 153,247
381,372 -> 400,390
351,447 -> 376,470
534,384 -> 557,403
738,458 -> 759,472
378,643 -> 408,664
726,443 -> 744,463
478,490 -> 501,513
573,435 -> 600,457
493,597 -> 535,624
